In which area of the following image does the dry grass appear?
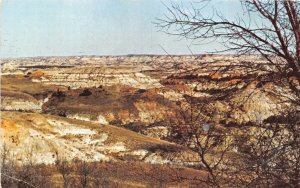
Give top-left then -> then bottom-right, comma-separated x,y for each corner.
1,75 -> 66,95
31,161 -> 208,188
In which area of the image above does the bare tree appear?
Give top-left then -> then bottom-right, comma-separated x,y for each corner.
0,143 -> 49,188
157,1 -> 300,185
1,143 -> 9,177
157,0 -> 300,97
163,75 -> 300,187
75,160 -> 93,188
166,91 -> 233,187
239,108 -> 300,187
55,152 -> 72,188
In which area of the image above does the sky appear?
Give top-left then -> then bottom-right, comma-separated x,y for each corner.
0,0 -> 248,58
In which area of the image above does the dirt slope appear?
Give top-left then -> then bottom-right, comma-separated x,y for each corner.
1,111 -> 193,166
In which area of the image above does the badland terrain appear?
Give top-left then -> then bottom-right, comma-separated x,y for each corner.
1,55 -> 297,187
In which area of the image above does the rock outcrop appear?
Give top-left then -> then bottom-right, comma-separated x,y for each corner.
1,91 -> 43,112
1,111 -> 193,165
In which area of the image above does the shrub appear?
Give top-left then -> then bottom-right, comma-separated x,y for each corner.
125,122 -> 145,132
137,89 -> 146,93
79,89 -> 92,97
148,144 -> 182,153
52,89 -> 65,98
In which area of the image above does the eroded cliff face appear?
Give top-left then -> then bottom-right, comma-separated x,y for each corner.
1,111 -> 194,166
1,75 -> 66,112
1,91 -> 43,112
1,55 -> 296,167
2,55 -> 293,126
41,85 -> 176,127
31,67 -> 162,89
1,54 -> 265,89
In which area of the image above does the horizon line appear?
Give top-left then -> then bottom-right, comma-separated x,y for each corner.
1,53 -> 260,60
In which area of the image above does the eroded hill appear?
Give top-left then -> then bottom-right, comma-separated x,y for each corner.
1,55 -> 297,187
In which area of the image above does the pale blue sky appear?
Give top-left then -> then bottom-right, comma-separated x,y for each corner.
0,0 -> 247,58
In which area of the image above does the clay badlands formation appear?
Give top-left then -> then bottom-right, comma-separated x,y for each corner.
1,55 -> 295,187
